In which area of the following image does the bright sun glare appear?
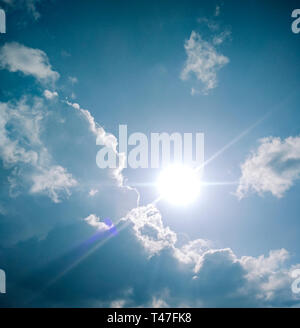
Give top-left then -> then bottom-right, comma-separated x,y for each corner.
156,164 -> 201,206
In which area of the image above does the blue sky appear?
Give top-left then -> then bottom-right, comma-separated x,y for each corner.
0,0 -> 300,307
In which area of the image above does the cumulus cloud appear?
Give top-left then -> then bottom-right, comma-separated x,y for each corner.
123,204 -> 177,256
241,249 -> 289,279
240,249 -> 296,302
0,42 -> 59,83
84,214 -> 112,232
123,203 -> 212,272
66,101 -> 118,152
237,136 -> 300,199
0,97 -> 77,202
0,98 -> 43,167
66,100 -> 126,186
181,31 -> 229,94
116,203 -> 300,306
0,15 -> 296,307
2,200 -> 300,307
141,209 -> 299,306
43,89 -> 58,100
64,100 -> 141,206
173,238 -> 212,272
30,165 -> 77,203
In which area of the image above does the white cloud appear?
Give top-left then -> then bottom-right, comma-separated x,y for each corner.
0,97 -> 77,202
84,214 -> 112,232
123,204 -> 177,256
110,299 -> 126,308
118,203 -> 300,306
237,136 -> 300,199
43,89 -> 58,100
88,188 -> 98,197
0,98 -> 41,167
123,203 -> 220,274
181,31 -> 229,94
65,101 -> 140,206
173,238 -> 212,272
30,165 -> 77,203
215,5 -> 221,17
151,297 -> 169,308
66,100 -> 125,186
68,102 -> 118,151
123,203 -> 214,269
240,249 -> 295,302
0,42 -> 59,83
241,249 -> 289,279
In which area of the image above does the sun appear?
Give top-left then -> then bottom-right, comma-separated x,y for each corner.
156,164 -> 201,206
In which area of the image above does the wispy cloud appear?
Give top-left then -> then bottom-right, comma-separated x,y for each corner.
68,76 -> 78,85
212,29 -> 231,45
88,188 -> 98,197
1,0 -> 42,20
237,136 -> 300,199
30,165 -> 77,203
181,31 -> 229,94
215,5 -> 221,17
